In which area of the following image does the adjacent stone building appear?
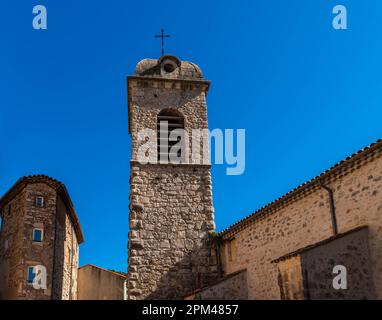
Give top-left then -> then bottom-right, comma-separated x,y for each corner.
217,138 -> 382,300
78,264 -> 127,300
0,175 -> 84,300
127,56 -> 219,299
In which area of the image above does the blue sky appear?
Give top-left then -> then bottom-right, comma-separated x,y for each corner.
1,1 -> 382,272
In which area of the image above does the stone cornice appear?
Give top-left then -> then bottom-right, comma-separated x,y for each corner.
128,75 -> 211,88
130,160 -> 211,168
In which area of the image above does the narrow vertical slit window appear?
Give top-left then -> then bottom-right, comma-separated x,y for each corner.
27,266 -> 36,284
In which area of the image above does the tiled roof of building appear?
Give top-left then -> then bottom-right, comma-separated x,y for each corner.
219,138 -> 382,239
0,174 -> 84,244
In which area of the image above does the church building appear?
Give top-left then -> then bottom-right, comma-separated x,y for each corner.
127,55 -> 382,300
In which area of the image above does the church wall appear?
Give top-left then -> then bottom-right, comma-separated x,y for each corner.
274,227 -> 375,300
300,227 -> 375,299
221,189 -> 332,299
332,154 -> 382,297
220,154 -> 382,299
184,270 -> 248,300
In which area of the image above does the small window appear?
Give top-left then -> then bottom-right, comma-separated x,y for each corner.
35,197 -> 44,208
163,62 -> 175,73
27,266 -> 35,284
33,228 -> 43,242
157,110 -> 185,163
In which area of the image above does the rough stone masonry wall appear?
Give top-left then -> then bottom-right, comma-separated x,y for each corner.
0,190 -> 26,299
52,195 -> 66,299
0,182 -> 80,300
55,194 -> 79,300
129,79 -> 209,163
331,154 -> 382,298
184,270 -> 248,300
22,183 -> 57,300
220,154 -> 382,299
128,77 -> 219,300
60,213 -> 79,300
299,227 -> 376,299
129,163 -> 218,299
0,183 -> 58,300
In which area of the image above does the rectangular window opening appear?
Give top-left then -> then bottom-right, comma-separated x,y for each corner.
35,197 -> 44,208
27,266 -> 35,284
33,228 -> 43,242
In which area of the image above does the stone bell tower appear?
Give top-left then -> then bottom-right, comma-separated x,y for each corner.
127,56 -> 219,299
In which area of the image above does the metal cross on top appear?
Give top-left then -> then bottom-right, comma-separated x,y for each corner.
154,29 -> 171,57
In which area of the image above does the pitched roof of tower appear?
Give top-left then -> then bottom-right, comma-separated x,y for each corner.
219,138 -> 382,239
0,174 -> 84,244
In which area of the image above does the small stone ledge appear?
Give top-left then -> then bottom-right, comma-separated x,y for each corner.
128,75 -> 211,90
130,160 -> 211,168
